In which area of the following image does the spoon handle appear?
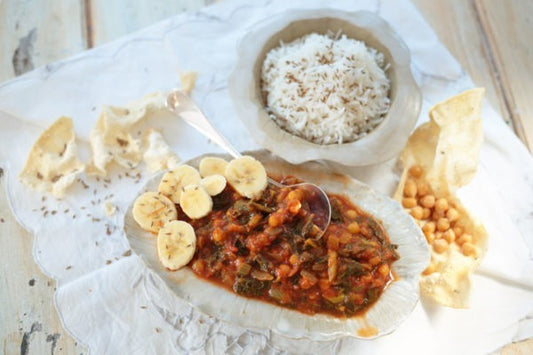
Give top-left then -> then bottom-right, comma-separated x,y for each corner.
166,90 -> 241,159
166,90 -> 284,188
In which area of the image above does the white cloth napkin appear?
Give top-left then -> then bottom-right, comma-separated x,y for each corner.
1,0 -> 532,353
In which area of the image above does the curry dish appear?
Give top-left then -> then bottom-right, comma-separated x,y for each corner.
180,176 -> 398,318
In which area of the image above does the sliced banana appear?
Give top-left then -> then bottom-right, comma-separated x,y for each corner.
132,192 -> 177,233
225,155 -> 267,199
158,164 -> 201,204
157,220 -> 196,270
180,185 -> 213,219
200,174 -> 227,196
199,157 -> 228,177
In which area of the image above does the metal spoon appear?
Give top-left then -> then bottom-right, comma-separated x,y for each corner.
166,90 -> 332,236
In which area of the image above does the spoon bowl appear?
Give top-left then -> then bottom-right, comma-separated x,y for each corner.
166,90 -> 331,235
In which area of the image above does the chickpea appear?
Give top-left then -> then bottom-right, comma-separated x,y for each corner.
422,208 -> 431,219
434,198 -> 449,213
287,189 -> 303,201
420,195 -> 436,208
422,221 -> 436,234
453,226 -> 464,238
410,206 -> 424,220
432,239 -> 448,254
456,233 -> 472,246
443,229 -> 456,243
288,199 -> 302,214
417,181 -> 430,197
423,262 -> 436,275
346,209 -> 358,219
432,209 -> 445,221
435,231 -> 443,240
212,228 -> 225,243
437,218 -> 450,232
402,197 -> 417,208
446,208 -> 460,222
289,254 -> 300,265
378,263 -> 390,277
339,232 -> 352,244
408,165 -> 424,178
268,213 -> 282,227
425,232 -> 435,244
404,179 -> 418,198
347,222 -> 360,234
462,242 -> 478,257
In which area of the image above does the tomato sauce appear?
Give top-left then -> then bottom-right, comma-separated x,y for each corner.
182,176 -> 399,318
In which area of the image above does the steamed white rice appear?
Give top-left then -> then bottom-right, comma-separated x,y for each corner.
261,32 -> 391,145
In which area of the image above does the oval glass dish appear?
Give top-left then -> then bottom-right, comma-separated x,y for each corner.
124,150 -> 430,340
228,9 -> 422,166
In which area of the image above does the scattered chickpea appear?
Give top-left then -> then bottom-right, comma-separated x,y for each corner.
434,198 -> 449,213
423,262 -> 436,275
462,242 -> 477,257
456,233 -> 472,246
410,206 -> 424,220
408,165 -> 424,178
404,179 -> 418,197
417,181 -> 430,197
435,231 -> 443,240
422,208 -> 431,219
420,195 -> 435,208
346,209 -> 358,219
402,197 -> 417,208
443,229 -> 456,243
432,239 -> 448,253
339,232 -> 352,244
422,221 -> 436,234
425,232 -> 435,244
347,222 -> 360,234
446,208 -> 459,222
437,218 -> 450,232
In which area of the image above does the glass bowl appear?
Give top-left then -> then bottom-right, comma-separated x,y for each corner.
228,9 -> 422,166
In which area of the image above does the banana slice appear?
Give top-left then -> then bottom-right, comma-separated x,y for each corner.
180,185 -> 213,219
200,174 -> 226,196
225,155 -> 267,199
158,164 -> 201,204
199,157 -> 228,177
132,192 -> 177,233
157,220 -> 196,270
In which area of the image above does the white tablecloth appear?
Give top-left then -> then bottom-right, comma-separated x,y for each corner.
1,0 -> 532,353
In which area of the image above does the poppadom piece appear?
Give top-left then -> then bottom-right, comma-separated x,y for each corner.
180,71 -> 197,94
19,116 -> 85,198
142,129 -> 181,173
86,92 -> 166,176
394,88 -> 488,308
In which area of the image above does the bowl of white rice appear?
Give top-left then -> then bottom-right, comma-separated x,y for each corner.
228,9 -> 421,166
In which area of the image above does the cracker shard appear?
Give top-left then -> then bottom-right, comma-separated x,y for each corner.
142,129 -> 180,173
394,88 -> 488,308
86,91 -> 166,176
19,116 -> 85,198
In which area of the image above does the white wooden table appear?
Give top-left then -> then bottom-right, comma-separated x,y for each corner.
1,1 -> 532,354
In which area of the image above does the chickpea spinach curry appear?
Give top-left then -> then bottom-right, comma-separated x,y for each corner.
184,176 -> 399,318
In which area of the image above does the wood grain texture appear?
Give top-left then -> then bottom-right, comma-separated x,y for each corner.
0,0 -> 531,354
0,170 -> 86,355
85,0 -> 208,47
474,0 -> 533,150
0,0 -> 86,83
411,0 -> 512,126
